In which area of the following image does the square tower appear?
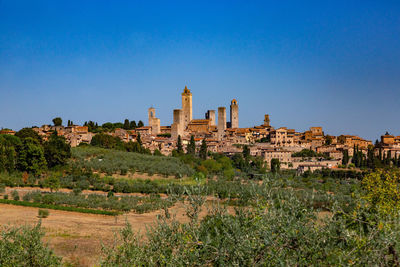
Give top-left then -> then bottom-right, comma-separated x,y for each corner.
171,109 -> 184,139
230,99 -> 239,128
205,110 -> 216,126
148,107 -> 160,135
181,86 -> 192,129
218,107 -> 226,140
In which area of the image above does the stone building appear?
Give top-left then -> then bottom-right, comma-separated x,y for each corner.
181,86 -> 192,129
148,107 -> 161,135
205,110 -> 216,126
230,99 -> 239,129
171,109 -> 184,139
263,114 -> 270,127
218,107 -> 226,140
187,119 -> 211,133
261,148 -> 292,169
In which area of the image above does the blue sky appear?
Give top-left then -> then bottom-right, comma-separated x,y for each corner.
0,1 -> 399,141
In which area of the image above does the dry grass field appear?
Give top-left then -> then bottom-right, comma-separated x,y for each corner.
0,200 -> 211,266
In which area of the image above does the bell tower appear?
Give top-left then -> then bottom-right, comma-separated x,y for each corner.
181,86 -> 192,129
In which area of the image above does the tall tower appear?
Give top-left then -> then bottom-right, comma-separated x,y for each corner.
171,109 -> 184,139
230,99 -> 239,128
205,110 -> 216,126
218,107 -> 226,140
181,86 -> 192,129
148,107 -> 160,135
263,114 -> 270,127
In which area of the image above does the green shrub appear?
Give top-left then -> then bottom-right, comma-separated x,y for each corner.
38,209 -> 49,218
0,223 -> 61,266
11,190 -> 19,201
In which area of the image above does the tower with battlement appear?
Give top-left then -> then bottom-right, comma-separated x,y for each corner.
230,99 -> 238,128
181,86 -> 192,129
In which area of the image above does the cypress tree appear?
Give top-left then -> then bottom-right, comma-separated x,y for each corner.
177,135 -> 183,155
199,139 -> 207,160
130,120 -> 137,129
123,119 -> 130,130
342,150 -> 349,166
186,135 -> 196,155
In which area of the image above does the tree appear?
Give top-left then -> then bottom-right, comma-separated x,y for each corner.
363,169 -> 400,215
0,134 -> 21,172
130,120 -> 137,129
153,149 -> 162,156
342,150 -> 349,166
138,120 -> 144,128
366,146 -> 375,169
17,138 -> 47,175
325,135 -> 332,145
91,133 -> 123,149
52,117 -> 62,126
177,135 -> 183,155
137,133 -> 142,146
15,128 -> 42,144
123,119 -> 130,130
125,141 -> 142,153
44,176 -> 60,192
44,133 -> 71,168
186,135 -> 196,155
113,122 -> 124,129
270,158 -> 280,173
242,145 -> 250,159
199,139 -> 207,160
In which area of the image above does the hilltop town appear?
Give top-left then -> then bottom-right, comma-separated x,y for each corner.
2,86 -> 399,173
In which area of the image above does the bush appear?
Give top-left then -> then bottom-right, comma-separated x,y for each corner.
0,223 -> 61,266
11,190 -> 19,201
102,182 -> 400,266
362,169 -> 400,215
38,209 -> 49,218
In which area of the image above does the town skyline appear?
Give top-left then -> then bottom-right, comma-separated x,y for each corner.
0,85 -> 398,142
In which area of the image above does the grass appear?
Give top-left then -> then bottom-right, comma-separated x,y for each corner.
0,199 -> 120,216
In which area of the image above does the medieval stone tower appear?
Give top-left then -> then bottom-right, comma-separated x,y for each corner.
218,107 -> 226,140
181,86 -> 192,129
263,114 -> 270,127
205,110 -> 216,126
230,99 -> 239,128
148,107 -> 160,135
171,109 -> 184,139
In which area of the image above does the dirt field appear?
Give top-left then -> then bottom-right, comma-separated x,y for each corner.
0,201 -> 209,266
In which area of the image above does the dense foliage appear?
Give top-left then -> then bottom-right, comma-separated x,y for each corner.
102,174 -> 400,266
20,190 -> 175,213
0,223 -> 61,266
0,130 -> 71,175
72,146 -> 195,177
362,169 -> 400,215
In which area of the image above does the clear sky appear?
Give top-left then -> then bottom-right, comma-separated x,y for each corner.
1,1 -> 399,141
